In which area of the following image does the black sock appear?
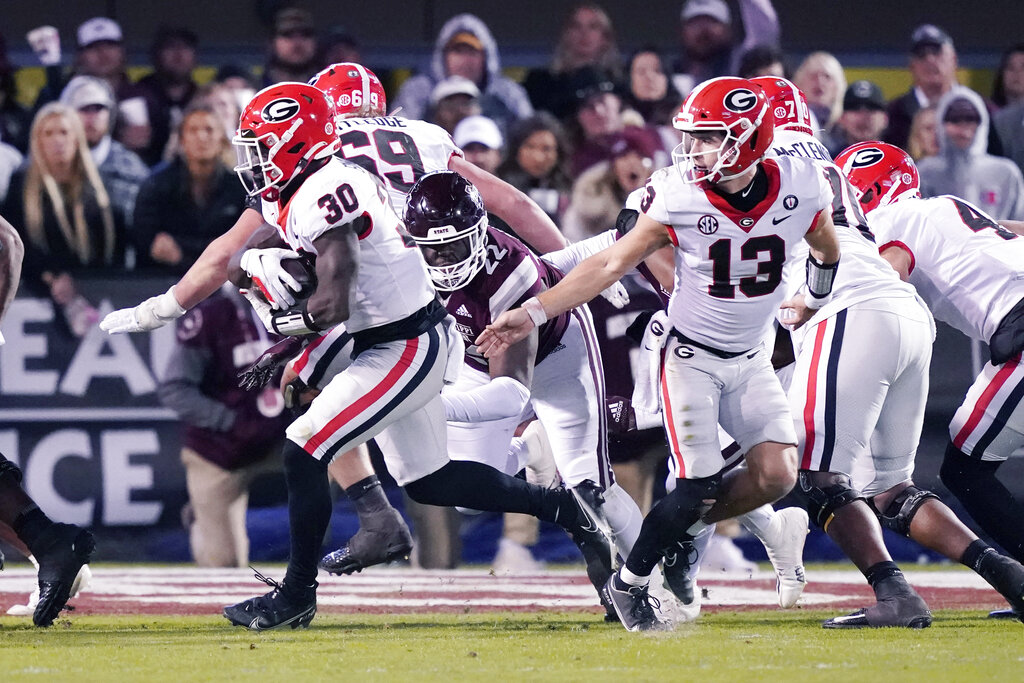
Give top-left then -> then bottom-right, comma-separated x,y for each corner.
864,560 -> 903,588
941,443 -> 1024,563
623,477 -> 719,578
404,460 -> 561,522
281,442 -> 331,592
12,505 -> 53,554
961,538 -> 995,573
345,475 -> 391,522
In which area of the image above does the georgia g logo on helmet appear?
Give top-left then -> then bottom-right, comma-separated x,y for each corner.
849,147 -> 885,169
261,97 -> 301,123
724,88 -> 758,113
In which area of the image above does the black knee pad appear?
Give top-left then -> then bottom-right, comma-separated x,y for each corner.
940,442 -> 1001,497
869,486 -> 941,537
0,454 -> 22,486
795,470 -> 864,530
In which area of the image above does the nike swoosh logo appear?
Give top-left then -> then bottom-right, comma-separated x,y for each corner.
249,617 -> 261,630
747,351 -> 758,359
772,216 -> 790,225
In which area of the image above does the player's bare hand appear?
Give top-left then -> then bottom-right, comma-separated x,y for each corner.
475,308 -> 534,358
779,294 -> 814,329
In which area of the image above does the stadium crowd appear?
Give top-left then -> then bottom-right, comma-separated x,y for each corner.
2,0 -> 1024,629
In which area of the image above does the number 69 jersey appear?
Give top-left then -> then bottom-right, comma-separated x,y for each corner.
265,156 -> 436,333
639,156 -> 833,353
869,195 -> 1024,343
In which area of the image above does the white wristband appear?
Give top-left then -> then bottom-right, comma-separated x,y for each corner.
521,297 -> 548,327
805,292 -> 831,310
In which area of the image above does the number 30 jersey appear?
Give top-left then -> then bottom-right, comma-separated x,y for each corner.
869,195 -> 1024,343
263,157 -> 435,333
334,116 -> 463,215
640,156 -> 832,352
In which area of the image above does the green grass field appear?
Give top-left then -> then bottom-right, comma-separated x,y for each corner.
1,610 -> 1020,682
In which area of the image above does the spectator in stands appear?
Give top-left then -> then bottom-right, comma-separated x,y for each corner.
60,76 -> 149,232
919,87 -> 1024,221
158,285 -> 291,567
992,46 -> 1024,177
262,8 -> 320,86
670,0 -> 780,97
623,48 -> 682,128
524,4 -> 621,119
562,128 -> 655,241
394,13 -> 532,132
134,103 -> 246,274
737,44 -> 787,79
885,24 -> 959,150
907,106 -> 940,161
0,33 -> 30,152
793,51 -> 845,135
497,113 -> 572,225
32,19 -> 153,159
136,27 -> 199,166
191,83 -> 245,166
992,44 -> 1024,110
214,64 -> 256,94
566,66 -> 623,177
0,135 -> 20,204
2,104 -> 124,336
429,76 -> 482,135
453,115 -> 503,174
826,80 -> 889,158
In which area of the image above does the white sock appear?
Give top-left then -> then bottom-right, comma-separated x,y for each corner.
619,566 -> 651,587
739,505 -> 776,542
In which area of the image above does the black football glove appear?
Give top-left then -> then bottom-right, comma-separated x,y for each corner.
238,336 -> 305,391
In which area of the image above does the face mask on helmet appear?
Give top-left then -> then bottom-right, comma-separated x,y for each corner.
412,215 -> 488,291
835,142 -> 920,214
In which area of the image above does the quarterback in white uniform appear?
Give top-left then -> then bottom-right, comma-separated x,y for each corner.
219,83 -> 614,631
839,141 -> 1024,621
479,77 -> 842,631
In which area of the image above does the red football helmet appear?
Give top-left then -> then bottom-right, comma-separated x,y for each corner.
233,82 -> 340,200
672,77 -> 775,184
749,76 -> 814,135
309,63 -> 387,120
835,141 -> 920,214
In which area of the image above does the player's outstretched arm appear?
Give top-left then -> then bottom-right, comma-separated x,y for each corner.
100,208 -> 267,334
477,214 -> 670,357
450,156 -> 567,254
0,214 -> 25,325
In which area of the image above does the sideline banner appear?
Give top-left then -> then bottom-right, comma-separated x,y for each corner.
1,276 -> 186,529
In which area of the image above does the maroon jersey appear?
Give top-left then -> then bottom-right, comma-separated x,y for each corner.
445,228 -> 570,373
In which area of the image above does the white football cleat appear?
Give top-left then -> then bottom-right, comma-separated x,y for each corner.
762,507 -> 809,608
492,539 -> 545,575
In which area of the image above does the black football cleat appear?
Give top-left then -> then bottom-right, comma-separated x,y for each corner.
319,509 -> 413,575
32,523 -> 96,627
974,551 -> 1024,623
662,539 -> 698,605
822,575 -> 931,629
601,573 -> 665,632
560,488 -> 615,597
223,570 -> 317,631
989,609 -> 1022,620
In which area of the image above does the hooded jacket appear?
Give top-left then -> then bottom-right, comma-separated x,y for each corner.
918,86 -> 1024,220
393,14 -> 532,131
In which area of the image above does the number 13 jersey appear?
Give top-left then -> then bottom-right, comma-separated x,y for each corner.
263,157 -> 436,333
640,156 -> 832,352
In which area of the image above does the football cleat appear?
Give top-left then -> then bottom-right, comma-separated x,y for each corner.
318,508 -> 413,575
975,551 -> 1024,623
822,575 -> 931,629
989,609 -> 1022,620
492,538 -> 545,575
662,539 -> 698,604
761,507 -> 809,608
223,570 -> 317,631
32,523 -> 96,627
9,564 -> 92,617
601,573 -> 666,632
562,488 -> 615,595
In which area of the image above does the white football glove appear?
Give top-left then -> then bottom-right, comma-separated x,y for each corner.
241,288 -> 275,333
240,247 -> 302,310
599,281 -> 630,309
100,287 -> 186,334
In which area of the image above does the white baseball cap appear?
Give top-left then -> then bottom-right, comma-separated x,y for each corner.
77,17 -> 123,48
60,75 -> 115,110
430,75 -> 480,106
681,0 -> 731,24
454,115 -> 503,150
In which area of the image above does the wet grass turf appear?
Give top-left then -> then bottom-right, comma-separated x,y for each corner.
1,609 -> 1019,682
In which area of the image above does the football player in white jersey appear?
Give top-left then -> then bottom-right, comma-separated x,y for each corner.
218,83 -> 613,631
479,77 -> 842,631
98,63 -> 576,576
838,141 -> 1024,621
